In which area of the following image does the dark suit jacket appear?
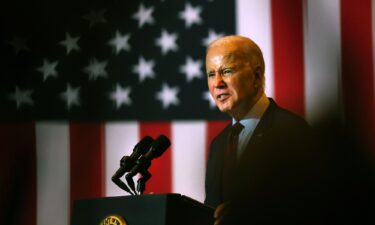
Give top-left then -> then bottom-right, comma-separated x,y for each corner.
205,99 -> 327,224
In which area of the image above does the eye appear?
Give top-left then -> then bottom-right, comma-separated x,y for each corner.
207,71 -> 215,78
222,68 -> 233,77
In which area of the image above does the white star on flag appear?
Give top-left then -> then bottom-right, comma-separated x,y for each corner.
8,36 -> 29,54
108,31 -> 131,55
109,84 -> 132,109
179,3 -> 202,28
82,9 -> 107,28
60,83 -> 80,110
179,56 -> 203,82
36,59 -> 58,81
155,29 -> 178,55
132,3 -> 155,28
133,56 -> 155,82
83,59 -> 108,80
8,86 -> 34,109
202,29 -> 225,46
156,83 -> 180,109
59,33 -> 80,54
202,91 -> 216,109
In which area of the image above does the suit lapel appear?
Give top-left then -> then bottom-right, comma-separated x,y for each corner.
239,99 -> 279,160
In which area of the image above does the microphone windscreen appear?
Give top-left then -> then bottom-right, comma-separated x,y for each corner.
134,136 -> 154,154
150,135 -> 171,158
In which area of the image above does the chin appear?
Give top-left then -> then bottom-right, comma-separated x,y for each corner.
216,100 -> 234,113
218,106 -> 232,114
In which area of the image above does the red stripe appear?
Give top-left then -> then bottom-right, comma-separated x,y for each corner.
0,123 -> 36,225
139,122 -> 172,193
271,0 -> 305,117
341,0 -> 375,150
70,123 -> 105,209
205,120 -> 230,160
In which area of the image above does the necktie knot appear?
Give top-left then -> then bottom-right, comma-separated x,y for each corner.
230,122 -> 244,139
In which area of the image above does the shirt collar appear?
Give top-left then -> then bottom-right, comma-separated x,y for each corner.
232,93 -> 270,125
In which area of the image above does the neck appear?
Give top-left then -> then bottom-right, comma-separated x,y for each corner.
231,92 -> 264,121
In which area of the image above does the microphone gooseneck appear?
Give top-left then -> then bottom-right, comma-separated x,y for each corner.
125,135 -> 171,194
111,136 -> 154,195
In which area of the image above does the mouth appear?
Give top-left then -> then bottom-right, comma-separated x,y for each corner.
216,93 -> 230,101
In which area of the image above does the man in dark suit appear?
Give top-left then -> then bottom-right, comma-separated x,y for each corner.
204,35 -> 327,225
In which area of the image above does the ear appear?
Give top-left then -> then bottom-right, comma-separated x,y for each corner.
254,66 -> 261,81
253,66 -> 263,90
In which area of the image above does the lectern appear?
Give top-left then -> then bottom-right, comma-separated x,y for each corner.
71,193 -> 214,225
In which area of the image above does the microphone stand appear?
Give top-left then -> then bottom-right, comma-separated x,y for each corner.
112,167 -> 136,196
112,176 -> 136,196
137,170 -> 152,195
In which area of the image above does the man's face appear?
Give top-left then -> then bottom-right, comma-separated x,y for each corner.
206,43 -> 259,119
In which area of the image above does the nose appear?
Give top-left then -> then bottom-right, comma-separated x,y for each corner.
213,74 -> 226,89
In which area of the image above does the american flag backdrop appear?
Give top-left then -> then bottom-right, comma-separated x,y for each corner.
1,0 -> 374,224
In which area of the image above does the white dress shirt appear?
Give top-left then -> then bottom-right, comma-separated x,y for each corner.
232,94 -> 270,157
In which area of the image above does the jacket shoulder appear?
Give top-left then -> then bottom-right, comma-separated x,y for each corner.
265,99 -> 311,131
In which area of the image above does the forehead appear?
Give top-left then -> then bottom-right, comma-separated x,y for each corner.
206,44 -> 248,67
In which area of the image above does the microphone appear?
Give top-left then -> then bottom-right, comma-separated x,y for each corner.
125,135 -> 171,182
120,136 -> 154,172
111,136 -> 154,194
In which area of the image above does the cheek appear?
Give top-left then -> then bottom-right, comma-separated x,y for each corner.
228,80 -> 242,95
232,80 -> 253,99
207,80 -> 214,92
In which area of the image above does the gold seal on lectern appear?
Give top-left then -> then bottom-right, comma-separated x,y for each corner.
100,215 -> 127,225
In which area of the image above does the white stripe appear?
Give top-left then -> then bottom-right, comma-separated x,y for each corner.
236,0 -> 274,98
105,122 -> 139,197
36,123 -> 69,225
172,121 -> 206,203
304,0 -> 341,125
